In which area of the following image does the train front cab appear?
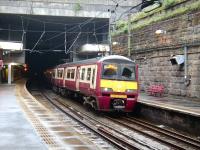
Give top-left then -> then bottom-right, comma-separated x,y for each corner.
97,58 -> 138,112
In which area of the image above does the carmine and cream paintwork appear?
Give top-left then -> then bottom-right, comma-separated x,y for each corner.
47,55 -> 139,112
54,68 -> 64,88
64,66 -> 76,91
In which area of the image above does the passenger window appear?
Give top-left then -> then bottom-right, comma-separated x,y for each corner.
59,70 -> 61,78
71,69 -> 75,79
81,68 -> 85,80
67,69 -> 71,78
92,68 -> 95,84
52,72 -> 55,78
87,68 -> 91,81
60,70 -> 63,78
58,70 -> 61,78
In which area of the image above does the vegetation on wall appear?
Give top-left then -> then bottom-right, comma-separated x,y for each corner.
113,0 -> 199,36
73,3 -> 82,13
163,0 -> 185,9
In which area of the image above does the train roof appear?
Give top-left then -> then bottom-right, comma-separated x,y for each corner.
56,55 -> 134,68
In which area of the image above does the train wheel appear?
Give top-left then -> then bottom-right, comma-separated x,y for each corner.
60,88 -> 66,97
92,100 -> 98,111
52,86 -> 58,93
65,90 -> 71,98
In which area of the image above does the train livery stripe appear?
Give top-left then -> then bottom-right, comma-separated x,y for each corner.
100,79 -> 138,92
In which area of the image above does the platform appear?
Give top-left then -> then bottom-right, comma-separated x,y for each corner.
0,79 -> 112,150
139,92 -> 200,117
0,84 -> 47,149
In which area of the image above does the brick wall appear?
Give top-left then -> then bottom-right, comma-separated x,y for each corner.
112,10 -> 200,98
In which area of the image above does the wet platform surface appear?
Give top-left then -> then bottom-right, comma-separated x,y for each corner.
139,92 -> 200,117
0,80 -> 108,150
0,84 -> 47,150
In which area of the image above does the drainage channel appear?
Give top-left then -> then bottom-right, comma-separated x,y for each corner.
16,83 -> 115,150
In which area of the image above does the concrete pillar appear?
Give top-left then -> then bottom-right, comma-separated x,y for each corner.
8,64 -> 11,84
11,65 -> 14,82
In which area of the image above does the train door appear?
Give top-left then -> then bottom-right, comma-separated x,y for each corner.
76,67 -> 80,91
90,65 -> 97,89
57,68 -> 64,87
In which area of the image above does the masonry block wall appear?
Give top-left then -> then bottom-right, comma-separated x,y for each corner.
113,10 -> 200,98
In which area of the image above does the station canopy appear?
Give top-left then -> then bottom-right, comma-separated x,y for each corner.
0,41 -> 23,51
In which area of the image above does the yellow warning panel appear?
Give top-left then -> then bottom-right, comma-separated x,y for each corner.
100,79 -> 138,92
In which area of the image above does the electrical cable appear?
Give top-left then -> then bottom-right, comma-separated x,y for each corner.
93,23 -> 101,53
66,25 -> 82,54
95,1 -> 143,32
64,25 -> 67,54
40,15 -> 98,44
18,3 -> 137,54
30,22 -> 46,52
21,16 -> 25,46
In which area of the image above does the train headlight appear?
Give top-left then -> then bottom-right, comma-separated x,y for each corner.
126,89 -> 136,93
101,87 -> 113,92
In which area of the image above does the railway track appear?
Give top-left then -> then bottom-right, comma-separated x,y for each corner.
106,116 -> 200,150
40,91 -> 149,150
29,86 -> 200,150
126,117 -> 200,147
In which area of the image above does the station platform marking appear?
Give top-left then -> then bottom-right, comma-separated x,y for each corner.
15,80 -> 105,150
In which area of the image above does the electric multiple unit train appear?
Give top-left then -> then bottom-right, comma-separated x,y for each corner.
45,55 -> 139,112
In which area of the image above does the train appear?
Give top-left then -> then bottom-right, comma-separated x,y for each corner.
45,55 -> 139,112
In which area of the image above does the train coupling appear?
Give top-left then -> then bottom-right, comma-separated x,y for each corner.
112,99 -> 125,109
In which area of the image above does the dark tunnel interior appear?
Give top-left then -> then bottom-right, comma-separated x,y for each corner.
0,14 -> 109,79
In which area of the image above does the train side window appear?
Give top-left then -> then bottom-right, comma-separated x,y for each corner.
92,68 -> 95,84
67,69 -> 71,79
87,68 -> 91,81
52,71 -> 55,78
60,70 -> 63,78
59,70 -> 62,78
57,70 -> 61,78
71,69 -> 75,79
81,68 -> 85,80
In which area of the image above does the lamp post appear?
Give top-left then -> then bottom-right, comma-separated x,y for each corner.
108,12 -> 112,55
128,13 -> 131,58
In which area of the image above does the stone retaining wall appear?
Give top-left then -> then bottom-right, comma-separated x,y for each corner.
112,9 -> 200,98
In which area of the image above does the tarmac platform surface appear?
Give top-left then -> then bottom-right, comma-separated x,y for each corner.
139,92 -> 200,117
0,80 -> 110,150
0,84 -> 47,150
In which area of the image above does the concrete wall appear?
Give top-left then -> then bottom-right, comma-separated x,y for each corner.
112,8 -> 200,98
3,51 -> 25,64
0,0 -> 141,18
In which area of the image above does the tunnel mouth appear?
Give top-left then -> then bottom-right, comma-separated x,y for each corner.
0,14 -> 109,82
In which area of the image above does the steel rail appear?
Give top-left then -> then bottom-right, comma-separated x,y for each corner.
125,117 -> 200,149
39,91 -> 141,150
106,116 -> 188,150
50,96 -> 156,150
